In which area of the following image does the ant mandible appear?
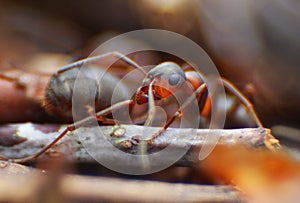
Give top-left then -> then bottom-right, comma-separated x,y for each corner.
7,51 -> 263,163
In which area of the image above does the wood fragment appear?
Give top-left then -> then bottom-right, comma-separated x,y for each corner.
62,175 -> 241,203
0,160 -> 242,203
0,123 -> 279,166
0,70 -> 51,123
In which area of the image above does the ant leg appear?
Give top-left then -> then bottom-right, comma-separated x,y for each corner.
226,83 -> 255,121
0,74 -> 15,82
220,79 -> 281,150
138,82 -> 155,165
94,116 -> 118,125
219,78 -> 263,127
0,74 -> 25,88
8,127 -> 73,164
85,105 -> 117,125
57,51 -> 146,75
8,100 -> 133,164
144,81 -> 156,127
148,83 -> 207,143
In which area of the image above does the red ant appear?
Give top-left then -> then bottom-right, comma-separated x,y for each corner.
6,51 -> 263,163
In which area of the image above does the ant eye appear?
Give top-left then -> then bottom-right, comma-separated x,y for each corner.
168,74 -> 180,86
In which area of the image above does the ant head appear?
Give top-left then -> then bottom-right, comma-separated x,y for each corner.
135,62 -> 187,104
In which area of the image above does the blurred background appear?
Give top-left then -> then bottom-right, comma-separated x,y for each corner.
0,0 -> 299,130
0,1 -> 300,202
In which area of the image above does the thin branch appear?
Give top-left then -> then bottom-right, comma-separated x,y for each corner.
0,160 -> 242,202
0,123 -> 279,165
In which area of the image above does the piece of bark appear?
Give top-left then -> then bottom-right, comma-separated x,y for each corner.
0,123 -> 279,166
0,160 -> 242,203
0,69 -> 51,123
62,175 -> 241,203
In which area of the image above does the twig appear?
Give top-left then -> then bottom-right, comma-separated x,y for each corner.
62,174 -> 241,203
0,160 -> 242,202
0,123 -> 279,165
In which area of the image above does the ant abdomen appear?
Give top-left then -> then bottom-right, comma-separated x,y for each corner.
43,66 -> 130,122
